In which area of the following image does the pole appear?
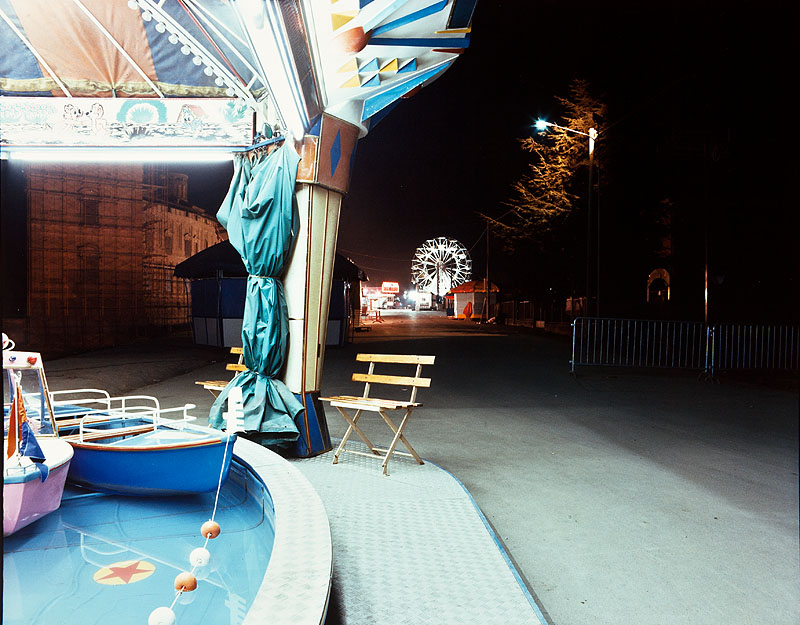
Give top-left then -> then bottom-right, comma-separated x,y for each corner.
536,121 -> 598,318
484,222 -> 490,321
588,128 -> 598,317
586,142 -> 593,317
703,141 -> 708,325
595,160 -> 600,317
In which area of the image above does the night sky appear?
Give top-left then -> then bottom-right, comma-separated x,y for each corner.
185,0 -> 797,321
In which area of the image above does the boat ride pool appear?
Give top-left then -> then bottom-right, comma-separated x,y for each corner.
3,440 -> 333,625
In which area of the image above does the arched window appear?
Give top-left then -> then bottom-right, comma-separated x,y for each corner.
646,268 -> 670,304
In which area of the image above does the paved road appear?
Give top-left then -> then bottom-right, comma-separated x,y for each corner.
42,311 -> 799,625
321,311 -> 799,625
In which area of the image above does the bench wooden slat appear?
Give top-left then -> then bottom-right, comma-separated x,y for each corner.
321,353 -> 434,474
196,349 -> 243,397
195,380 -> 228,390
320,395 -> 419,410
356,354 -> 435,365
352,372 -> 431,387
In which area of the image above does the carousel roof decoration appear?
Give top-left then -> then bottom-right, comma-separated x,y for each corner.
0,0 -> 477,153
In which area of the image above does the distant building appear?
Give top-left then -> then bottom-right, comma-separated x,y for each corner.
1,162 -> 224,356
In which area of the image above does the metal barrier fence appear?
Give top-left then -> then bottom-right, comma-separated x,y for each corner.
709,324 -> 799,376
571,317 -> 800,377
499,300 -> 537,326
571,318 -> 708,373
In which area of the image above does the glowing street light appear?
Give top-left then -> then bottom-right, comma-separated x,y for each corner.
534,119 -> 597,155
535,119 -> 600,315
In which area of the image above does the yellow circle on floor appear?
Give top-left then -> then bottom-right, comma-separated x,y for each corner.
93,560 -> 155,585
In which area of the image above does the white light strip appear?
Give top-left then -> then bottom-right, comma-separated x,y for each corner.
72,0 -> 165,98
0,7 -> 73,97
234,0 -> 307,138
231,2 -> 291,134
298,0 -> 328,110
3,147 -> 233,163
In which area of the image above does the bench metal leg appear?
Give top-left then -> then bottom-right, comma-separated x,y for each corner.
332,407 -> 380,464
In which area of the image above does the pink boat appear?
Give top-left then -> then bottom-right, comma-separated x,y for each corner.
4,344 -> 73,537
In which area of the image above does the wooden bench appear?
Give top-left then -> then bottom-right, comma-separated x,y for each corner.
320,353 -> 435,476
196,347 -> 245,397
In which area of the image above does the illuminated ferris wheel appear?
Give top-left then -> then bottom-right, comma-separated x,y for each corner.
411,237 -> 472,297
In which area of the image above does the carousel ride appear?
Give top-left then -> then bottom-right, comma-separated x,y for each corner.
1,2 -> 477,623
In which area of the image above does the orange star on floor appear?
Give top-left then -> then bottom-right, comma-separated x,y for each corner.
93,560 -> 155,585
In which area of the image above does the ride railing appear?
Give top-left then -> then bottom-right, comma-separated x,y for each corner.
571,317 -> 799,378
50,391 -> 197,439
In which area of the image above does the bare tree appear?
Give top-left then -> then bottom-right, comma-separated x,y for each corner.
483,79 -> 606,255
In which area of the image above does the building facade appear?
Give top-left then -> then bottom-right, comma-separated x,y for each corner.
2,162 -> 224,356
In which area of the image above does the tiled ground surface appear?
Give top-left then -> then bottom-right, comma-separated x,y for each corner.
293,444 -> 548,625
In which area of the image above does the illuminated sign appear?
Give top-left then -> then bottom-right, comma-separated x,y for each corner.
381,282 -> 400,294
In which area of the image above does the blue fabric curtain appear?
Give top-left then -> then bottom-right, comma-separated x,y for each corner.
208,143 -> 304,445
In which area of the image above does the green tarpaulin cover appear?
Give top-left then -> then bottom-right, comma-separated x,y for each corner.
208,143 -> 303,445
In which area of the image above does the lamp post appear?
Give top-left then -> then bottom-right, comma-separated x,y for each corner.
535,120 -> 599,316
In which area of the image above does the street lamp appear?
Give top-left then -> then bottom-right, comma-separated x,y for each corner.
535,119 -> 599,316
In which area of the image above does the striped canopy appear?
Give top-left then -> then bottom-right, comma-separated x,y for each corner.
0,0 -> 477,139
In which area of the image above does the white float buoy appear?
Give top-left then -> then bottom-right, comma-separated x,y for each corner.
148,606 -> 176,625
190,547 -> 211,568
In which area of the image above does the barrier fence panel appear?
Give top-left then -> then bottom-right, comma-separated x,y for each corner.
499,300 -> 536,327
500,300 -> 516,325
571,317 -> 708,373
572,318 -> 800,377
709,324 -> 800,377
518,300 -> 534,326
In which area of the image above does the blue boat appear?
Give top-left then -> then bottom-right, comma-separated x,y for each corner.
48,389 -> 237,496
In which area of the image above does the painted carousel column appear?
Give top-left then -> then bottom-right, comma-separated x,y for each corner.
282,114 -> 361,457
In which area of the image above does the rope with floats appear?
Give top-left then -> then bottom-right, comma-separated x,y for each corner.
147,391 -> 243,625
